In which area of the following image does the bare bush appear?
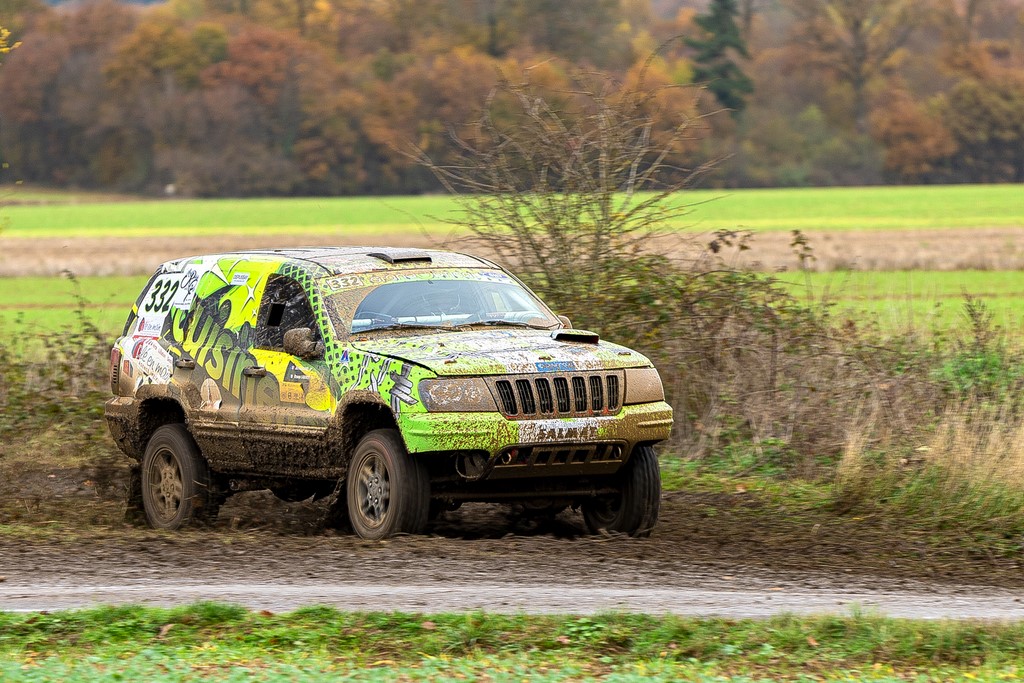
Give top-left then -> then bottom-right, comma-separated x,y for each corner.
415,62 -> 709,335
417,65 -> 945,470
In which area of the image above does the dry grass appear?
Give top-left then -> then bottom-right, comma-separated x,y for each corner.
4,227 -> 1024,276
833,399 -> 1024,550
922,406 -> 1024,489
0,232 -> 441,276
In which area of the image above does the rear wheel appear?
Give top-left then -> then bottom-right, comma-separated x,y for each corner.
141,424 -> 218,530
346,429 -> 429,540
582,445 -> 660,537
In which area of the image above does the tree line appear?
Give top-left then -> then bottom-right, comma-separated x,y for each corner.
0,0 -> 1022,196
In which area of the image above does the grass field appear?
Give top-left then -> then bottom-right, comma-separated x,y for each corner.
2,184 -> 1021,237
0,275 -> 144,339
785,270 -> 1024,332
2,604 -> 1023,682
3,271 -> 1023,342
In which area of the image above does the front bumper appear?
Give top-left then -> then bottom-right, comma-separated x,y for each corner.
398,401 -> 673,477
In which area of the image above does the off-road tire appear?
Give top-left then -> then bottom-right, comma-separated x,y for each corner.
141,424 -> 218,530
346,429 -> 429,540
582,445 -> 660,537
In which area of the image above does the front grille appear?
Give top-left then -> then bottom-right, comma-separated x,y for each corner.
489,372 -> 624,418
607,374 -> 620,408
590,376 -> 603,411
554,378 -> 571,412
536,378 -> 553,413
515,379 -> 536,413
496,380 -> 517,414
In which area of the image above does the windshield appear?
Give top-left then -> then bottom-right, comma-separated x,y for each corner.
324,271 -> 559,334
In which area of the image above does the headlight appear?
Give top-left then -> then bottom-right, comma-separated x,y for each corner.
419,378 -> 498,412
624,367 -> 665,404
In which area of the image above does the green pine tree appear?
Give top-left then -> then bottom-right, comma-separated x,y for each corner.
685,0 -> 753,117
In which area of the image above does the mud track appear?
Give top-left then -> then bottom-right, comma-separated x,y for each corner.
3,491 -> 1023,618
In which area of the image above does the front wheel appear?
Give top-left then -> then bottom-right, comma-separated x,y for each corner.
346,429 -> 429,540
582,445 -> 660,537
141,424 -> 218,530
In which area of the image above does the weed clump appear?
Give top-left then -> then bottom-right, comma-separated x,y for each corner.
0,272 -> 124,523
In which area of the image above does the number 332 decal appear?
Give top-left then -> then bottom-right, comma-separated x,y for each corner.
142,276 -> 181,314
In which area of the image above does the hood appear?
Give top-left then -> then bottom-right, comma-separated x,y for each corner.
351,328 -> 651,376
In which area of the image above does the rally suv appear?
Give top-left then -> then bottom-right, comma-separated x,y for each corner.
105,247 -> 673,538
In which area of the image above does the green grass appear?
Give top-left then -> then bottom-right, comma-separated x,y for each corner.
0,275 -> 145,343
1,184 -> 1021,237
1,604 -> 1023,682
4,270 -> 1024,343
782,270 -> 1024,333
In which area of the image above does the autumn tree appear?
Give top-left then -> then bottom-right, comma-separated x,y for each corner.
512,0 -> 632,68
870,90 -> 956,182
738,0 -> 761,41
939,72 -> 1024,182
0,1 -> 137,187
939,0 -> 986,46
0,25 -> 18,62
786,0 -> 923,133
686,0 -> 753,116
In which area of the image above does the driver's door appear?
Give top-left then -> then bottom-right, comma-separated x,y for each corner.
238,274 -> 334,473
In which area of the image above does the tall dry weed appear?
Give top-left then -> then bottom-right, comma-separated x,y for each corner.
923,404 -> 1024,491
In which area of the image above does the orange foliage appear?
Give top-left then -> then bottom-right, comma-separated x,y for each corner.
870,90 -> 956,181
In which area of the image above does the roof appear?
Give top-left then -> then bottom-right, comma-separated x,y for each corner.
161,247 -> 497,276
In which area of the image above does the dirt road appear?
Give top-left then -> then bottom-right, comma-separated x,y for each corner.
4,578 -> 1023,619
2,494 -> 1023,619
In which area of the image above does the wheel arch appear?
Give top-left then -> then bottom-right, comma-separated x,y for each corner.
135,397 -> 188,458
334,393 -> 401,469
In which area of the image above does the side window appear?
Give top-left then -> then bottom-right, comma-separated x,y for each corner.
255,275 -> 318,350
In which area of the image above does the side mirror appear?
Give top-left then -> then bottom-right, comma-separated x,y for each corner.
557,315 -> 572,329
283,327 -> 324,360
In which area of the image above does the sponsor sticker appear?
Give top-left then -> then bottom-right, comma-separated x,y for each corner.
134,338 -> 174,383
279,361 -> 310,404
231,272 -> 250,286
200,378 -> 223,410
172,265 -> 203,311
135,316 -> 163,338
535,361 -> 577,372
284,362 -> 309,384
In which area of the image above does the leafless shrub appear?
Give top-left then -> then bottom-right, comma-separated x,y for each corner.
413,62 -> 956,473
415,61 -> 711,332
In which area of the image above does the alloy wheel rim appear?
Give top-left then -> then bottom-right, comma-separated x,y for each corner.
356,453 -> 391,527
149,449 -> 183,521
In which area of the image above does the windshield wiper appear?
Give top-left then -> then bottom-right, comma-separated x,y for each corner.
357,322 -> 459,334
464,319 -> 556,330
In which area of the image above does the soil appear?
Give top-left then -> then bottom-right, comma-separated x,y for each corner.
4,227 -> 1024,276
2,464 -> 1023,617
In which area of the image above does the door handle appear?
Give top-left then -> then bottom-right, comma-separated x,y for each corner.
175,358 -> 196,369
243,366 -> 267,378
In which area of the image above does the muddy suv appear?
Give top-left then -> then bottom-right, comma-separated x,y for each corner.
105,248 -> 673,538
